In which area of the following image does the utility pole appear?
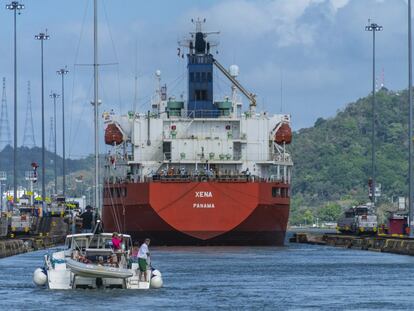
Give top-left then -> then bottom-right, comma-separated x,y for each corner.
6,1 -> 24,204
57,67 -> 69,197
409,0 -> 414,237
0,172 -> 6,212
365,20 -> 382,205
35,31 -> 50,203
50,92 -> 59,194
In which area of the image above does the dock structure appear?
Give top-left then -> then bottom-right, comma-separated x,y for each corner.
291,232 -> 414,256
0,216 -> 69,258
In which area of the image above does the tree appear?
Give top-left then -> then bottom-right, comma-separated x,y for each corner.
316,203 -> 343,222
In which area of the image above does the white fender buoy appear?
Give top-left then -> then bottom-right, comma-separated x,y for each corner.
33,268 -> 47,286
150,276 -> 163,289
152,269 -> 162,277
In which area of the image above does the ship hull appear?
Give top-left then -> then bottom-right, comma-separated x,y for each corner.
103,181 -> 289,246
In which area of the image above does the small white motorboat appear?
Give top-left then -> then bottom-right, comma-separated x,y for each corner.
33,230 -> 163,290
65,258 -> 133,279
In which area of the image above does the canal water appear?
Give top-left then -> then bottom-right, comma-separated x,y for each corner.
1,242 -> 414,311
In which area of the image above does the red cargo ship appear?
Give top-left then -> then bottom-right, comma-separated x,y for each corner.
102,20 -> 293,245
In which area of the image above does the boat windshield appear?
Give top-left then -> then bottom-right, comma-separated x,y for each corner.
69,236 -> 90,252
66,234 -> 132,252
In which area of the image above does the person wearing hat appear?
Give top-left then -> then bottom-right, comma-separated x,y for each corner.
80,205 -> 94,233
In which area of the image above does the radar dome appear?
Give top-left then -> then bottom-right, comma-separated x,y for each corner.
229,65 -> 239,78
155,70 -> 161,77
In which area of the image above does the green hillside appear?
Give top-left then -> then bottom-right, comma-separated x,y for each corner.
290,88 -> 409,225
0,145 -> 94,196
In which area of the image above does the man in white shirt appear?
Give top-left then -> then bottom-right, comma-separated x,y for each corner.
138,238 -> 151,281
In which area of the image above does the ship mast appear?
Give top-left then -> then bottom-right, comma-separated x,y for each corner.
93,0 -> 100,213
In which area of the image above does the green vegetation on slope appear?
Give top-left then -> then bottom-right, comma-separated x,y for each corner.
0,145 -> 94,195
290,88 -> 409,225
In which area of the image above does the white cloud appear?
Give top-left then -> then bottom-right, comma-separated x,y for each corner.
330,0 -> 350,11
185,0 -> 351,48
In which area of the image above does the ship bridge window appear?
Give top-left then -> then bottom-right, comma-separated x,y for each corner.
201,72 -> 206,82
207,72 -> 212,82
190,72 -> 194,82
195,90 -> 208,101
196,72 -> 200,82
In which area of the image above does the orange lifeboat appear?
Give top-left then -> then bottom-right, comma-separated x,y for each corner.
274,123 -> 292,144
105,123 -> 124,145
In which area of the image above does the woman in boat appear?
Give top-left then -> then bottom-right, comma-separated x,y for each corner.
111,232 -> 122,251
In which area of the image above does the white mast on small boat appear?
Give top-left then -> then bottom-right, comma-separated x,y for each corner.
93,0 -> 100,213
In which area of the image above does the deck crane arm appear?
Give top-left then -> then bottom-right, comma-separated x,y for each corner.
212,58 -> 256,108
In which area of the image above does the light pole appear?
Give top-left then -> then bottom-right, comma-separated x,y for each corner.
50,91 -> 59,194
35,31 -> 50,203
93,0 -> 100,213
6,1 -> 24,204
365,21 -> 382,205
57,67 -> 69,197
409,0 -> 414,237
0,172 -> 6,212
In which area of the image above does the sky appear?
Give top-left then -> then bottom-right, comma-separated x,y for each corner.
0,0 -> 411,158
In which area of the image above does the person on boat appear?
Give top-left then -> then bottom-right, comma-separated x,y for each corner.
79,205 -> 93,233
111,232 -> 123,251
131,242 -> 139,259
108,253 -> 118,267
138,238 -> 151,282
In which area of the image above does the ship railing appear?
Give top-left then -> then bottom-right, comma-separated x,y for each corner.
160,152 -> 291,163
271,153 -> 292,163
148,174 -> 287,183
104,175 -> 288,184
167,109 -> 235,119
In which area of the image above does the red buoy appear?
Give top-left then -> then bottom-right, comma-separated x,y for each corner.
274,123 -> 292,144
105,123 -> 124,145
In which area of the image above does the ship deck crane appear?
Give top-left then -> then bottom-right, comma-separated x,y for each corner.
212,58 -> 256,109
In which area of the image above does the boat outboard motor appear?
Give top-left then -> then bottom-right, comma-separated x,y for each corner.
33,267 -> 47,286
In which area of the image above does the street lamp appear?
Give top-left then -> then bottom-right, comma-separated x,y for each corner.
57,67 -> 69,197
0,171 -> 6,212
6,1 -> 24,204
365,20 -> 382,204
35,30 -> 50,203
49,91 -> 59,194
408,0 -> 414,237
